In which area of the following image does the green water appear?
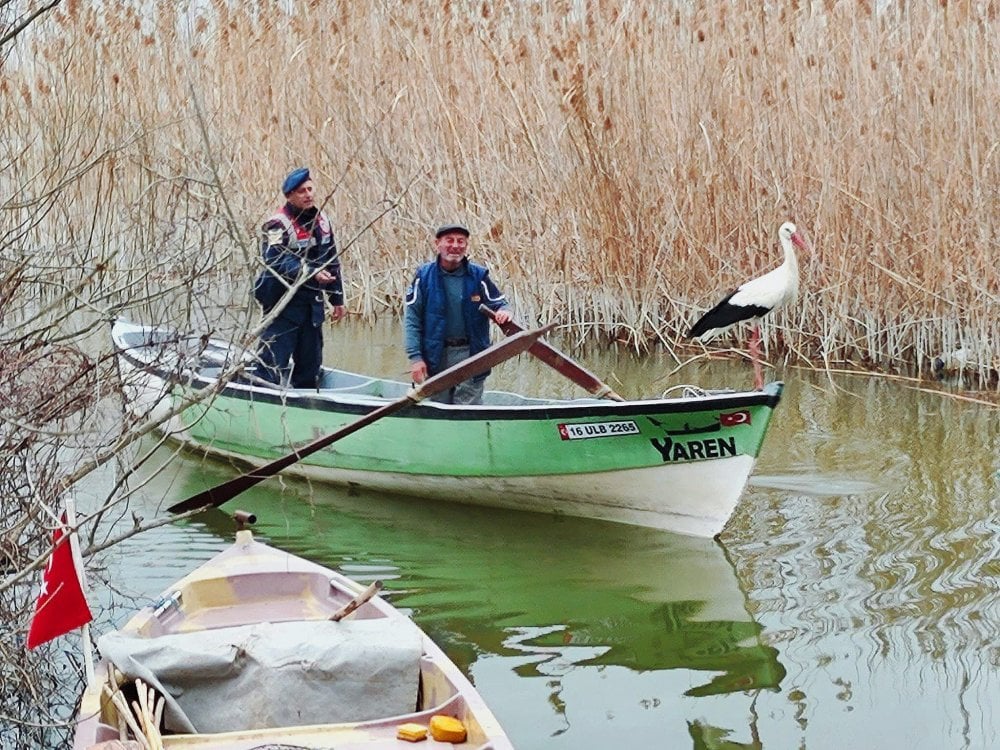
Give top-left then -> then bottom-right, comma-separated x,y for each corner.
80,321 -> 999,749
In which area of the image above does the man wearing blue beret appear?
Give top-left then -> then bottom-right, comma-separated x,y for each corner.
253,167 -> 346,388
404,223 -> 512,404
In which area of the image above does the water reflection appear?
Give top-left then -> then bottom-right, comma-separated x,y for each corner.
161,451 -> 783,749
724,374 -> 1000,750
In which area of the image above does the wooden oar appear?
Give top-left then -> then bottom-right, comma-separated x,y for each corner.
166,324 -> 553,514
479,305 -> 625,401
330,580 -> 384,622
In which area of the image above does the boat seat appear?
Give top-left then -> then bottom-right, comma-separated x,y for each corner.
318,379 -> 410,399
315,370 -> 409,399
322,379 -> 385,396
98,618 -> 423,735
316,369 -> 374,389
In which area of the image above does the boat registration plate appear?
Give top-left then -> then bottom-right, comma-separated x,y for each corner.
558,420 -> 640,440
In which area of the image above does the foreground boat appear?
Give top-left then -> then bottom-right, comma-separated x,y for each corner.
112,320 -> 783,537
74,514 -> 513,749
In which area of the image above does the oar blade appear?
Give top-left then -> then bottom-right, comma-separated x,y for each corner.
166,322 -> 553,514
479,305 -> 625,401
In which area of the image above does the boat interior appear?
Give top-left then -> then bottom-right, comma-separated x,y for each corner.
82,533 -> 489,747
119,321 -> 607,407
224,361 -> 585,407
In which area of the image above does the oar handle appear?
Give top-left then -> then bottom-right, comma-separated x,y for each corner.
479,306 -> 625,401
330,580 -> 384,621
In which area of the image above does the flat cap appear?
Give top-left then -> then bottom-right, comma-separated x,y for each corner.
435,223 -> 470,239
281,167 -> 310,195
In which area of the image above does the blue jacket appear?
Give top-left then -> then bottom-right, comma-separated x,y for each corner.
404,258 -> 508,376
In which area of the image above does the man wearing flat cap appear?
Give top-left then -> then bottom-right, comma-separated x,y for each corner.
404,223 -> 512,404
253,167 -> 346,388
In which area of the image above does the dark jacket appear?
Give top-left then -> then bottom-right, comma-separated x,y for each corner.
404,258 -> 508,376
254,204 -> 343,323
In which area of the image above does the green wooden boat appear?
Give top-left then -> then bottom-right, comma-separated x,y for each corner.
112,320 -> 783,537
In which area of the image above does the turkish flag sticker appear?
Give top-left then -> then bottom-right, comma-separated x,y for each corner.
719,410 -> 751,427
26,515 -> 92,649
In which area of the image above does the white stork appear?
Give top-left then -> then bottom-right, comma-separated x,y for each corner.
687,221 -> 808,389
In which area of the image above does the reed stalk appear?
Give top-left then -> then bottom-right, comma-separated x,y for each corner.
1,1 -> 998,385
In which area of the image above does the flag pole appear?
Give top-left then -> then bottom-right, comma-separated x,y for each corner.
63,497 -> 95,683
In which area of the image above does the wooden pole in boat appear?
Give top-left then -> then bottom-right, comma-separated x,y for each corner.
479,305 -> 625,401
166,323 -> 555,514
64,497 -> 96,685
330,580 -> 384,621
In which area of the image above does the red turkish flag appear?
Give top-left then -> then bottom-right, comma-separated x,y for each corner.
719,410 -> 752,427
26,515 -> 92,649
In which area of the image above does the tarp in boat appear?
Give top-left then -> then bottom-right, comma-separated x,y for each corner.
99,619 -> 423,733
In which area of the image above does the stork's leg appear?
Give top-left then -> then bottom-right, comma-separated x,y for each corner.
749,324 -> 764,390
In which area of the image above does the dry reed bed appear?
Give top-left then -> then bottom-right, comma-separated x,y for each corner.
2,1 -> 999,383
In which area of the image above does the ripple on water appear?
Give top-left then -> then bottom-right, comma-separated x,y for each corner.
726,391 -> 1000,748
750,473 -> 883,496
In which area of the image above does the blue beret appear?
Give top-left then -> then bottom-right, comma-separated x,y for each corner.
435,223 -> 470,239
281,167 -> 310,195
